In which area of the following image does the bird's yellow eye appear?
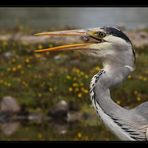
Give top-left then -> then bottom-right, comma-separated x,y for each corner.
95,31 -> 106,38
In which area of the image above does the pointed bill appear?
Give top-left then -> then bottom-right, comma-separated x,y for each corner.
34,29 -> 87,36
34,43 -> 91,53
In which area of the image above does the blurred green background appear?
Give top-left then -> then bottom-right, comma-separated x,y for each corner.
0,7 -> 148,141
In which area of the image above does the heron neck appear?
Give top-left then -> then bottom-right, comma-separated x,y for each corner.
90,65 -> 132,118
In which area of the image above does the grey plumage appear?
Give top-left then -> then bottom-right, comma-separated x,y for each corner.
88,27 -> 148,141
90,69 -> 148,141
132,102 -> 148,121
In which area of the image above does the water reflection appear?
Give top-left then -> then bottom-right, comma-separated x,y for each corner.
0,113 -> 118,140
0,97 -> 118,140
0,122 -> 20,136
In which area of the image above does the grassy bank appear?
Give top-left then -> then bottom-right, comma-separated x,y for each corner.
0,29 -> 148,111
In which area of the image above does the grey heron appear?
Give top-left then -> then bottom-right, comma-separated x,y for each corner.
34,26 -> 148,141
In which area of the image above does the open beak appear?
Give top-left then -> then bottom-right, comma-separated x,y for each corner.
34,29 -> 99,53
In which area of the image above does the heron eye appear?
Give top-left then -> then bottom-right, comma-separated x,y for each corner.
96,31 -> 106,38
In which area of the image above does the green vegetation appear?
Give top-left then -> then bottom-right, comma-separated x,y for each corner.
0,28 -> 148,140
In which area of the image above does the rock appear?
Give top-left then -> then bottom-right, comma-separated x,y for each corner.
139,32 -> 148,39
3,52 -> 13,59
48,100 -> 69,120
0,96 -> 21,113
67,112 -> 83,123
127,31 -> 148,48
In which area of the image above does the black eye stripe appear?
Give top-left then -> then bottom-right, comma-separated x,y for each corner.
89,35 -> 103,42
102,27 -> 131,43
90,35 -> 100,40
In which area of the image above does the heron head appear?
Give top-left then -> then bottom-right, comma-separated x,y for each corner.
34,27 -> 135,67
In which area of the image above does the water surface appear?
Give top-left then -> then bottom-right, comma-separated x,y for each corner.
0,7 -> 148,29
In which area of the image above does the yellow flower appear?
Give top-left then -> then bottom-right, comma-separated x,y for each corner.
38,133 -> 43,139
68,87 -> 73,92
38,93 -> 42,97
143,77 -> 147,81
25,58 -> 30,63
128,75 -> 132,79
7,68 -> 11,72
117,100 -> 121,105
73,83 -> 78,87
12,58 -> 16,63
17,64 -> 22,69
77,93 -> 82,98
80,71 -> 84,76
84,75 -> 89,79
95,66 -> 100,71
72,67 -> 80,73
35,54 -> 42,58
48,73 -> 53,77
137,97 -> 141,101
77,132 -> 82,138
49,88 -> 53,92
7,83 -> 11,87
82,88 -> 88,94
66,75 -> 71,80
138,75 -> 144,80
38,45 -> 43,49
12,67 -> 17,72
75,69 -> 80,73
80,83 -> 84,86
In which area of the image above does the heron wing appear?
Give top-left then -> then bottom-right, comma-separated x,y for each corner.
107,102 -> 148,141
133,101 -> 148,122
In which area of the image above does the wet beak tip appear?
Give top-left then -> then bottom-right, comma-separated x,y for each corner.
34,50 -> 42,53
34,33 -> 42,36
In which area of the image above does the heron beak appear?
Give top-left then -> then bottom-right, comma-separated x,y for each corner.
34,29 -> 86,37
34,29 -> 95,53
